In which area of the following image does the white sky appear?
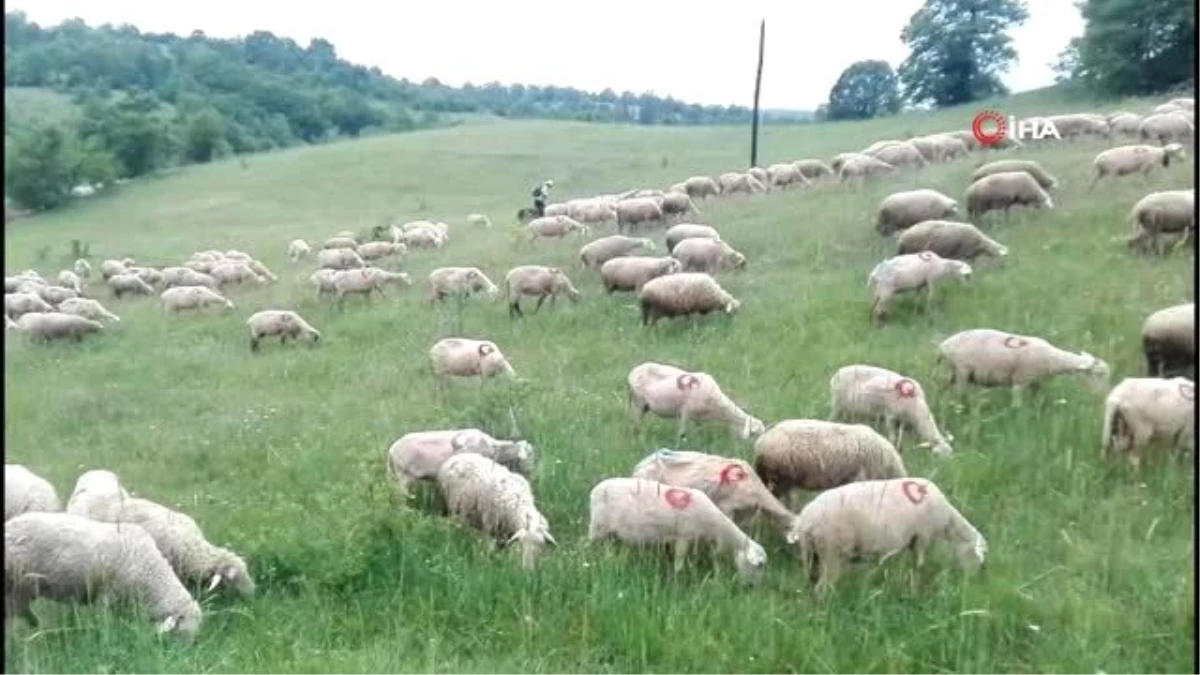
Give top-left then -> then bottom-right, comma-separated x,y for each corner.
7,0 -> 1085,110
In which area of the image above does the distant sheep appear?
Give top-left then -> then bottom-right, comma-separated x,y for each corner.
870,142 -> 928,169
1101,377 -> 1195,471
246,310 -> 321,352
161,286 -> 235,313
972,159 -> 1059,191
599,256 -> 681,293
429,337 -> 515,382
1141,303 -> 1195,379
627,361 -> 765,441
829,364 -> 953,455
876,189 -> 959,235
5,464 -> 62,521
427,266 -> 500,304
57,270 -> 85,294
330,267 -> 411,305
936,328 -> 1111,396
504,265 -> 580,318
318,248 -> 366,271
467,213 -> 493,228
356,241 -> 407,262
682,175 -> 720,200
638,272 -> 740,326
107,273 -> 156,298
660,191 -> 701,220
613,197 -> 665,233
895,220 -> 1008,262
387,429 -> 535,500
839,155 -> 896,181
323,236 -> 358,250
1127,189 -> 1194,254
717,172 -> 767,196
161,267 -> 218,290
664,223 -> 722,252
287,239 -> 311,262
73,259 -> 92,279
766,163 -> 811,189
792,159 -> 835,180
867,251 -> 972,324
209,261 -> 266,288
752,419 -> 907,501
527,215 -> 589,240
57,297 -> 120,324
578,235 -> 656,268
965,171 -> 1054,219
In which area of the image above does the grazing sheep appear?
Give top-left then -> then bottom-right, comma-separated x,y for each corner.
57,270 -> 84,293
829,364 -> 953,455
323,236 -> 358,250
131,266 -> 164,288
246,310 -> 321,352
15,312 -> 104,343
1092,144 -> 1187,185
792,159 -> 835,180
867,251 -> 972,324
638,272 -> 740,326
972,159 -> 1059,191
223,250 -> 252,263
308,269 -> 338,300
429,338 -> 515,382
861,140 -> 902,155
578,235 -> 656,268
1153,103 -> 1184,115
245,259 -> 277,283
870,142 -> 928,169
1109,113 -> 1144,137
63,469 -> 127,518
752,419 -> 907,504
208,262 -> 266,289
542,203 -> 569,217
599,256 -> 682,293
5,512 -> 203,638
936,328 -> 1111,397
4,315 -> 15,331
1101,377 -> 1195,470
613,197 -> 665,233
1139,112 -> 1194,145
965,171 -> 1054,219
99,259 -> 129,280
330,267 -> 412,305
717,172 -> 768,196
57,297 -> 120,324
766,163 -> 811,189
671,237 -> 747,273
287,239 -> 311,262
876,189 -> 959,235
73,258 -> 92,279
467,213 -> 493,228
745,166 -> 769,187
318,247 -> 366,271
427,266 -> 500,304
32,284 -> 77,305
4,292 -> 54,319
387,429 -> 535,499
567,199 -> 619,226
664,223 -> 722,252
896,220 -> 1008,262
527,215 -> 589,240
504,265 -> 580,318
786,478 -> 986,593
401,226 -> 447,250
5,465 -> 62,521
944,130 -> 981,151
1047,113 -> 1110,140
1127,189 -> 1195,254
839,155 -> 896,181
435,453 -> 555,570
107,272 -> 156,298
587,477 -> 767,584
660,191 -> 701,220
627,362 -> 765,441
161,286 -> 234,313
161,267 -> 218,290
1142,303 -> 1195,379
682,175 -> 720,200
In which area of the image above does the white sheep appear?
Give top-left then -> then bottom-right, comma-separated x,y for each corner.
57,269 -> 85,293
867,251 -> 972,324
161,286 -> 235,313
627,361 -> 764,441
752,419 -> 907,504
16,312 -> 104,343
587,477 -> 767,584
209,261 -> 267,288
664,223 -> 722,252
467,213 -> 493,228
965,171 -> 1054,219
527,215 -> 590,241
355,241 -> 408,262
670,237 -> 747,273
32,284 -> 78,306
1127,189 -> 1194,254
599,256 -> 681,293
330,267 -> 412,305
638,272 -> 740,326
427,266 -> 500,304
766,162 -> 811,189
1142,302 -> 1195,379
323,236 -> 358,250
161,267 -> 218,290
504,265 -> 580,318
73,258 -> 92,279
838,155 -> 896,182
5,464 -> 62,521
435,453 -> 555,570
317,247 -> 366,271
876,189 -> 959,235
387,429 -> 535,500
1091,143 -> 1187,185
1101,377 -> 1195,471
792,159 -> 835,180
99,259 -> 129,280
682,175 -> 720,199
716,172 -> 768,196
578,235 -> 656,268
1139,112 -> 1194,145
246,310 -> 322,352
659,191 -> 701,220
288,239 -> 312,262
936,328 -> 1111,399
429,337 -> 516,383
64,469 -> 128,517
107,272 -> 156,298
971,159 -> 1059,191
4,291 -> 53,319
613,197 -> 665,232
829,364 -> 953,456
894,220 -> 1008,262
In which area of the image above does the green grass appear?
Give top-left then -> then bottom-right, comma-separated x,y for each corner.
4,85 -> 1195,673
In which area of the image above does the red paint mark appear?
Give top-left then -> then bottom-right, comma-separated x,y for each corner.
917,251 -> 935,262
894,378 -> 917,398
676,374 -> 700,390
664,488 -> 692,510
478,343 -> 495,357
718,463 -> 748,485
972,110 -> 1007,147
1003,335 -> 1028,349
1180,382 -> 1195,401
901,480 -> 928,505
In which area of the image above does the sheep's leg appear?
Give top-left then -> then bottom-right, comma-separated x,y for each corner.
676,411 -> 690,443
509,298 -> 523,319
815,555 -> 842,597
1010,384 -> 1024,408
533,294 -> 549,314
673,539 -> 690,573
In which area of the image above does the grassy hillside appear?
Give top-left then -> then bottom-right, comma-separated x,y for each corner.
4,87 -> 1194,674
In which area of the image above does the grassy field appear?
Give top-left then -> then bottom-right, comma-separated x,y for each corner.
4,86 -> 1195,674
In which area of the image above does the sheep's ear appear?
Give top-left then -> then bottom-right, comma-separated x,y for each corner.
543,530 -> 558,547
945,432 -> 955,443
156,615 -> 178,635
503,529 -> 525,547
916,441 -> 933,448
207,573 -> 223,591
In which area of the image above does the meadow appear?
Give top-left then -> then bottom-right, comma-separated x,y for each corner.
4,87 -> 1195,673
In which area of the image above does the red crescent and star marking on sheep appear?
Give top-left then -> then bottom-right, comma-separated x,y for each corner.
1180,382 -> 1195,401
1003,335 -> 1029,349
664,488 -> 692,509
901,480 -> 929,505
894,378 -> 918,399
718,463 -> 749,485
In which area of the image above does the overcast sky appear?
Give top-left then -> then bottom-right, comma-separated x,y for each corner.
8,0 -> 1085,110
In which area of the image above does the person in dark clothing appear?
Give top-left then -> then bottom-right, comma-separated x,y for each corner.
531,180 -> 554,217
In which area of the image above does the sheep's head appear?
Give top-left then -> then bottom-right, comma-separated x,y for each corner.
1164,143 -> 1186,164
156,601 -> 202,640
223,299 -> 236,310
729,251 -> 748,270
949,260 -> 973,283
662,259 -> 683,275
506,511 -> 556,570
733,541 -> 767,584
1077,352 -> 1111,393
955,532 -> 988,570
739,415 -> 766,439
205,552 -> 255,598
723,297 -> 742,315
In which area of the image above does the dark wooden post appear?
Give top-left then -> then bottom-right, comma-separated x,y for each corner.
750,18 -> 765,168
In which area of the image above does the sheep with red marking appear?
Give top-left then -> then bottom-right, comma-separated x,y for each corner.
752,419 -> 907,503
828,364 -> 953,456
936,328 -> 1110,395
627,361 -> 764,441
587,477 -> 767,584
429,338 -> 515,382
638,272 -> 741,326
1101,377 -> 1195,471
867,251 -> 972,324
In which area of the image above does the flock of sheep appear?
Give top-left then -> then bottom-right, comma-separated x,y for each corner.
4,95 -> 1196,643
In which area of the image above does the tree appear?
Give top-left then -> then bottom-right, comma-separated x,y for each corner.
182,107 -> 226,163
1057,0 -> 1195,96
5,125 -> 80,211
897,0 -> 1030,108
78,92 -> 175,178
825,60 -> 903,120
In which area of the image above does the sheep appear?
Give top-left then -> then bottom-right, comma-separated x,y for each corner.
1047,113 -> 1110,140
660,191 -> 701,219
682,175 -> 720,200
429,337 -> 516,382
638,272 -> 740,327
5,512 -> 203,638
387,429 -> 535,500
246,310 -> 321,352
247,259 -> 278,283
785,478 -> 986,593
107,272 -> 156,298
1092,143 -> 1187,187
838,155 -> 896,182
330,267 -> 412,306
671,237 -> 747,274
928,134 -> 970,161
664,223 -> 722,252
56,297 -> 120,324
5,465 -> 62,521
752,419 -> 907,504
427,266 -> 500,304
1101,377 -> 1195,471
867,251 -> 972,324
566,199 -> 618,226
587,477 -> 767,584
4,292 -> 53,319
32,284 -> 78,305
716,172 -> 768,196
965,171 -> 1054,219
936,328 -> 1111,399
627,361 -> 764,441
357,241 -> 409,263
542,203 -> 569,217
861,140 -> 903,155
504,265 -> 580,318
99,259 -> 129,280
161,286 -> 235,313
223,250 -> 253,263
630,448 -> 796,538
73,258 -> 92,279
183,259 -> 216,274
1109,113 -> 1144,137
1154,103 -> 1183,115
1139,112 -> 1194,145
1127,190 -> 1195,254
971,159 -> 1059,191
15,312 -> 104,343
161,267 -> 218,290
578,235 -> 656,268
57,270 -> 85,293
287,239 -> 311,262
207,261 -> 265,289
401,227 -> 447,250
870,142 -> 928,169
876,189 -> 959,235
467,213 -> 493,228
613,197 -> 665,233
895,220 -> 1008,262
792,159 -> 835,180
746,166 -> 770,188
527,215 -> 589,240
1142,303 -> 1195,379
944,129 -> 981,151
1168,97 -> 1195,110
318,247 -> 366,271
619,188 -> 666,200
599,256 -> 681,293
131,266 -> 164,288
63,469 -> 127,518
323,236 -> 358,250
766,163 -> 811,189
829,364 -> 953,456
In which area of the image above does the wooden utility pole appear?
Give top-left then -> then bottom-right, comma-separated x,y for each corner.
749,18 -> 765,168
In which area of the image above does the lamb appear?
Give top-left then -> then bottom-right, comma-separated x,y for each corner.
752,419 -> 907,503
208,261 -> 267,289
246,310 -> 321,352
829,364 -> 953,456
318,247 -> 366,271
870,142 -> 928,169
107,272 -> 156,298
599,256 -> 681,293
161,267 -> 218,289
792,159 -> 835,180
387,429 -> 535,499
838,155 -> 896,181
5,512 -> 203,638
1138,112 -> 1194,145
527,215 -> 590,240
716,172 -> 768,196
1091,144 -> 1187,185
613,197 -> 665,233
427,266 -> 500,304
1101,377 -> 1195,471
664,223 -> 722,252
971,159 -> 1059,191
965,171 -> 1054,219
5,465 -> 62,521
1127,189 -> 1195,254
330,267 -> 412,305
578,235 -> 656,268
659,191 -> 701,219
682,175 -> 720,200
935,328 -> 1111,397
54,297 -> 120,324
4,292 -> 53,319
57,269 -> 85,293
323,236 -> 358,250
627,361 -> 765,441
671,237 -> 747,273
587,477 -> 767,584
895,220 -> 1008,262
16,312 -> 104,343
639,272 -> 740,326
467,213 -> 493,228
785,478 -> 986,593
429,337 -> 516,382
356,241 -> 407,262
504,265 -> 580,318
1141,303 -> 1195,379
287,239 -> 311,262
766,163 -> 811,189
867,251 -> 972,324
161,286 -> 235,313
73,258 -> 92,279
876,189 -> 959,235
